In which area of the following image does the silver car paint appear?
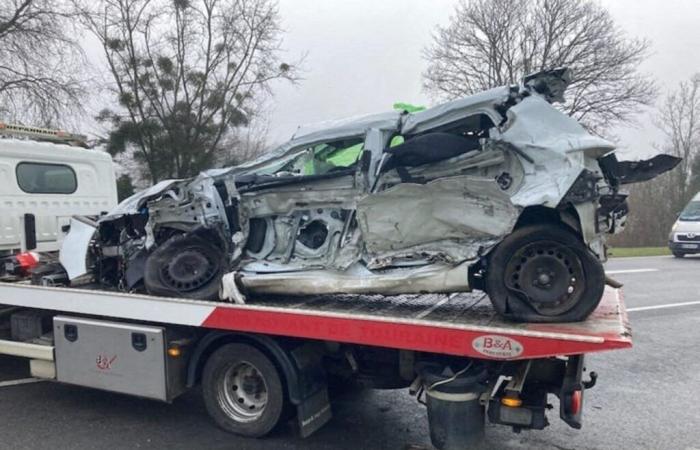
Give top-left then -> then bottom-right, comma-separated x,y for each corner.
62,75 -> 620,299
224,95 -> 614,299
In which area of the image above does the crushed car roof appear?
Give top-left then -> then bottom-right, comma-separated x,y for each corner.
239,86 -> 518,173
237,110 -> 403,173
401,86 -> 511,135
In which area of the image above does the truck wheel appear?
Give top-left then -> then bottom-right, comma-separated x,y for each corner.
485,224 -> 605,323
202,343 -> 286,438
672,251 -> 685,258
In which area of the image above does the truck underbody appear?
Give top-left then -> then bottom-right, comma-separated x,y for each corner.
0,282 -> 630,448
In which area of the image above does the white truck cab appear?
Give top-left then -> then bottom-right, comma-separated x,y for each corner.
0,123 -> 117,255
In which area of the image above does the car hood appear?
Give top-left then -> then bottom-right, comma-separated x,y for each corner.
102,169 -> 230,219
674,219 -> 700,233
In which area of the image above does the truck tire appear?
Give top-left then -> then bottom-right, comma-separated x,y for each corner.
485,224 -> 605,323
202,343 -> 286,438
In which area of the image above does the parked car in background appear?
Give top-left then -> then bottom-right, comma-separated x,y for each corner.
668,192 -> 700,257
0,123 -> 117,278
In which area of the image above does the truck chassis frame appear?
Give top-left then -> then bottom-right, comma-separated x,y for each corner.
0,283 -> 631,448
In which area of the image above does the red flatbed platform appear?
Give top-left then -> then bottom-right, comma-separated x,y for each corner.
0,283 -> 631,360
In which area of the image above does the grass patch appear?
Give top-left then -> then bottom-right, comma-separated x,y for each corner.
607,246 -> 670,258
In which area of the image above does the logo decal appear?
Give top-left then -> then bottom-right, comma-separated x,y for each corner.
472,335 -> 523,358
96,353 -> 118,371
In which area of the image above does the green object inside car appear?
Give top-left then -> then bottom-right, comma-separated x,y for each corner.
303,141 -> 364,175
393,102 -> 426,113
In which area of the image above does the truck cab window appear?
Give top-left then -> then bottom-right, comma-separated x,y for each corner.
16,162 -> 77,194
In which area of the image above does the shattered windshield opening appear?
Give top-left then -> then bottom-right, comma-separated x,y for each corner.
380,114 -> 494,173
679,201 -> 700,221
274,137 -> 365,176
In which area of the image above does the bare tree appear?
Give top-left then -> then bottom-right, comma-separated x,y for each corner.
0,0 -> 85,125
609,75 -> 700,247
78,0 -> 298,183
608,174 -> 678,247
423,0 -> 655,133
655,75 -> 700,203
218,105 -> 271,167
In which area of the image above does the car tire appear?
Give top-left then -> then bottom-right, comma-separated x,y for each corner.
484,224 -> 605,323
202,343 -> 286,438
29,262 -> 67,285
143,233 -> 225,300
672,251 -> 685,258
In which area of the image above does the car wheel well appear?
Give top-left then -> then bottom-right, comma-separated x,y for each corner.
153,225 -> 227,247
470,206 -> 583,291
514,205 -> 582,237
483,223 -> 605,322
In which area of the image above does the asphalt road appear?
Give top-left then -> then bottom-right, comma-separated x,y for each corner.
1,255 -> 700,450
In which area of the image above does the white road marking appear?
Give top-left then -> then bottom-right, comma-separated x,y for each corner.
627,300 -> 700,312
0,377 -> 45,388
606,269 -> 658,275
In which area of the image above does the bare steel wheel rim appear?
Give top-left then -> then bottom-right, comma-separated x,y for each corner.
504,240 -> 586,316
218,361 -> 269,423
160,246 -> 217,292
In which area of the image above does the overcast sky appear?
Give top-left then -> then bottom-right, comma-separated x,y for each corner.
79,0 -> 700,160
262,0 -> 700,159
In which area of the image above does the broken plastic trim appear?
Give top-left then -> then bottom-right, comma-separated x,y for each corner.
521,67 -> 572,103
559,170 -> 600,205
599,153 -> 681,187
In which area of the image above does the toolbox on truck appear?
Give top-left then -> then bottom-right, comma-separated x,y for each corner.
54,316 -> 187,401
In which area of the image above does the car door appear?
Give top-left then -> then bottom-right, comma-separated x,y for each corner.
355,113 -> 521,269
237,133 -> 372,271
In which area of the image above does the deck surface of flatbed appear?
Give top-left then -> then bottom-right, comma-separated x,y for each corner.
0,283 -> 631,360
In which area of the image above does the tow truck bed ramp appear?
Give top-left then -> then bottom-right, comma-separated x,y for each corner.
0,283 -> 630,360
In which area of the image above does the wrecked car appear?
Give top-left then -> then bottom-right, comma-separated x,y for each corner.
58,68 -> 679,322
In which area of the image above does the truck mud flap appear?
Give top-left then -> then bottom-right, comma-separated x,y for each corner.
296,387 -> 332,438
289,343 -> 332,437
559,355 -> 597,429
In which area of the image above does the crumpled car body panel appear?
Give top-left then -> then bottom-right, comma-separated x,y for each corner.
356,175 -> 519,265
63,69 -> 680,305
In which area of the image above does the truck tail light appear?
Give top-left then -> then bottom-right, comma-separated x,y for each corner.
15,251 -> 40,271
568,390 -> 582,416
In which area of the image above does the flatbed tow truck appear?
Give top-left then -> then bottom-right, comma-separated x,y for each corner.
0,280 -> 631,449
